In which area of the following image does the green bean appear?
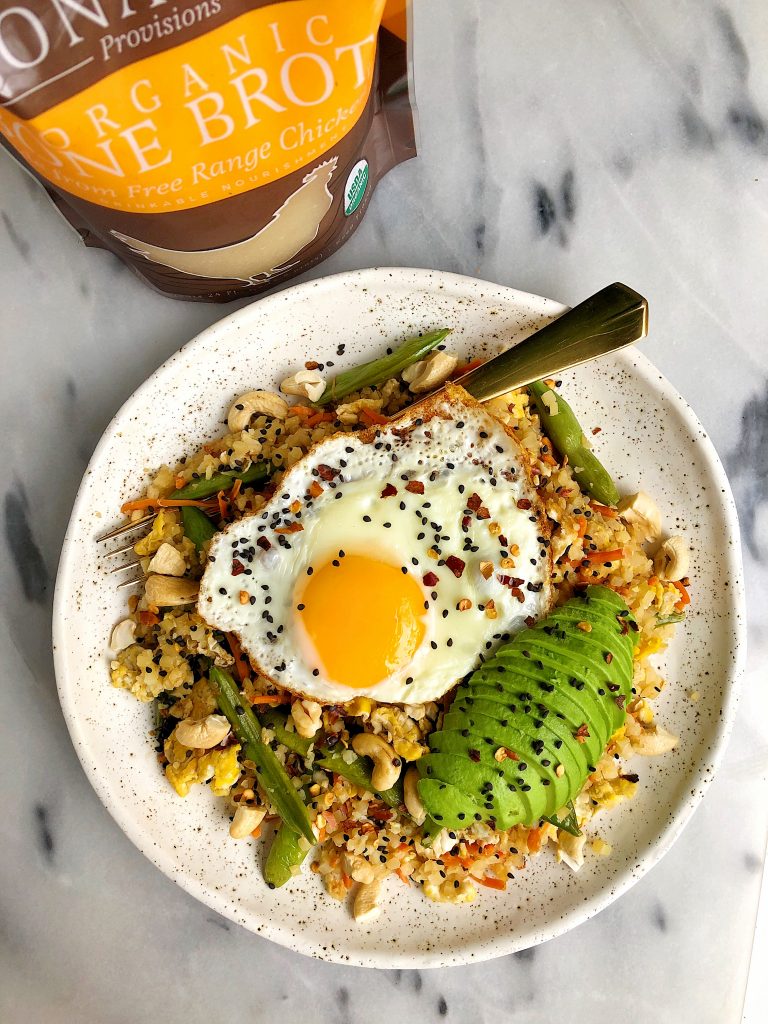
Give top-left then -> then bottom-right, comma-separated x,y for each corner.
655,612 -> 686,627
209,667 -> 314,843
314,329 -> 451,406
528,380 -> 620,507
316,750 -> 403,807
264,824 -> 309,888
260,708 -> 313,757
171,460 -> 273,501
181,505 -> 216,550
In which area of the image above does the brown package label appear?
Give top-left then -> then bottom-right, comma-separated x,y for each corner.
0,0 -> 415,301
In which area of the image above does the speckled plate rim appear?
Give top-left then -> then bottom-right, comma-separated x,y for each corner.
53,267 -> 746,968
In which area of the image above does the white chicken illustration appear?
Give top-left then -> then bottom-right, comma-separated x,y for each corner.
111,157 -> 337,283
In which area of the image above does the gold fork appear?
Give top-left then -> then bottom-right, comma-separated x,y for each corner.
99,281 -> 648,587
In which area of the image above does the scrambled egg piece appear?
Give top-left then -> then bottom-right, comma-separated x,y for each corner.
164,735 -> 242,797
111,642 -> 193,702
588,776 -> 638,810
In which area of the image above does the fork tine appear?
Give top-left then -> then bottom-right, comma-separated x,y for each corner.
108,560 -> 142,575
97,513 -> 156,543
103,540 -> 139,558
117,574 -> 145,589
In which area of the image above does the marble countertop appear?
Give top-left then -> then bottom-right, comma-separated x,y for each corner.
2,1 -> 767,1021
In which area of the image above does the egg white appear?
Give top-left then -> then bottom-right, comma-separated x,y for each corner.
199,388 -> 551,704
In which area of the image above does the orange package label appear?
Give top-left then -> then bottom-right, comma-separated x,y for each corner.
0,0 -> 385,213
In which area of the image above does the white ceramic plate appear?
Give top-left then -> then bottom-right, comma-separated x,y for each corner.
53,268 -> 745,967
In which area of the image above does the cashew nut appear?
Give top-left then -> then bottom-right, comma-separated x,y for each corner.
633,726 -> 679,756
144,574 -> 199,607
175,713 -> 231,750
280,369 -> 326,403
147,542 -> 186,577
110,618 -> 136,653
353,878 -> 382,922
402,352 -> 459,393
291,698 -> 323,739
343,853 -> 377,884
618,491 -> 662,541
229,803 -> 267,839
403,767 -> 426,825
352,732 -> 402,791
557,831 -> 586,872
653,536 -> 689,581
227,390 -> 288,433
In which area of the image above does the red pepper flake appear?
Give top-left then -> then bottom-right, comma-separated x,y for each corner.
231,558 -> 245,576
305,360 -> 320,370
516,498 -> 532,510
497,574 -> 525,589
275,522 -> 304,534
592,426 -> 602,435
524,615 -> 537,627
308,480 -> 324,499
604,651 -> 614,664
256,537 -> 272,551
139,610 -> 159,626
468,749 -> 481,762
615,695 -> 626,710
620,772 -> 639,783
405,480 -> 424,494
467,492 -> 482,511
445,555 -> 466,578
476,505 -> 491,520
367,805 -> 393,822
461,514 -> 471,531
380,483 -> 398,498
316,464 -> 338,481
498,534 -> 509,547
422,571 -> 439,587
574,724 -> 590,743
510,587 -> 525,603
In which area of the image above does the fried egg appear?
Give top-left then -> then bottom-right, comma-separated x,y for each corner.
198,385 -> 552,704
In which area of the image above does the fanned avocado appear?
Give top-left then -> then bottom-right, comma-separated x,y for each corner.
418,585 -> 639,830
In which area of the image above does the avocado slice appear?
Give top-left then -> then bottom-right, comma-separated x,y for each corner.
453,692 -> 593,776
418,585 -> 638,831
418,751 -> 527,829
443,704 -> 586,789
428,730 -> 551,822
468,655 -> 614,761
497,644 -> 618,737
441,708 -> 573,808
416,777 -> 486,831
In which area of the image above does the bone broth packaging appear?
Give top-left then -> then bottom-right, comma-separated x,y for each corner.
0,0 -> 415,300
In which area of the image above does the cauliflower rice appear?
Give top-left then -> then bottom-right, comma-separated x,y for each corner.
109,365 -> 689,910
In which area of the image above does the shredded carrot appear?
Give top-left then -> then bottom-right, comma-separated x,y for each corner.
540,452 -> 558,467
291,405 -> 314,418
589,501 -> 618,518
323,812 -> 337,833
274,522 -> 304,534
360,407 -> 389,425
582,547 -> 626,564
229,478 -> 242,502
527,827 -> 542,853
138,610 -> 159,626
248,694 -> 286,706
174,474 -> 186,490
396,868 -> 411,885
396,843 -> 410,853
341,871 -> 353,890
226,633 -> 251,684
576,518 -> 587,538
217,490 -> 230,520
472,874 -> 507,890
451,358 -> 484,379
250,826 -> 262,839
672,580 -> 690,607
120,497 -> 214,513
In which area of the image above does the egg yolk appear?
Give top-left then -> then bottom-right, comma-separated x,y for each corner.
296,554 -> 427,689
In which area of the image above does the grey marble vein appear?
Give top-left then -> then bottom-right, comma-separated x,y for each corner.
1,1 -> 767,1023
